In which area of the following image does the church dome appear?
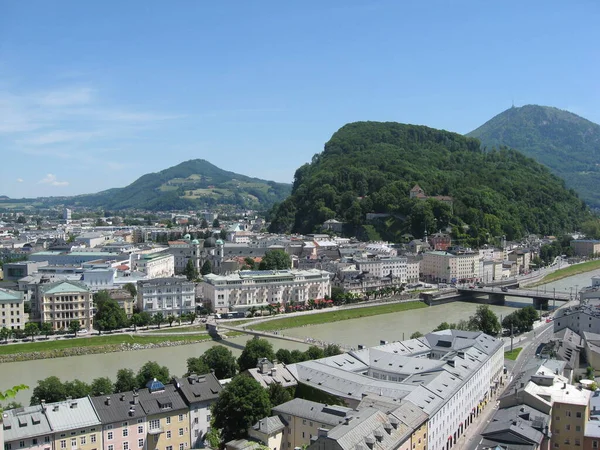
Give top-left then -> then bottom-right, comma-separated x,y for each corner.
204,236 -> 217,247
191,239 -> 200,245
183,233 -> 191,240
216,239 -> 224,245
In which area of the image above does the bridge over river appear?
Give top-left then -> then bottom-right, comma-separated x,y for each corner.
424,286 -> 571,309
208,323 -> 355,352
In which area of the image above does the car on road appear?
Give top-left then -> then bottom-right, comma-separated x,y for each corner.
469,285 -> 475,289
501,287 -> 508,292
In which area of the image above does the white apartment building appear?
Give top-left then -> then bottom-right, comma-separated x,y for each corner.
201,269 -> 331,313
137,277 -> 196,316
38,280 -> 94,330
354,257 -> 407,282
421,250 -> 481,283
81,265 -> 117,291
130,252 -> 175,279
0,288 -> 27,330
406,258 -> 420,284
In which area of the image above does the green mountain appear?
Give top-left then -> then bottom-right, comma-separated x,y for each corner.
269,122 -> 591,244
65,159 -> 291,210
467,105 -> 600,208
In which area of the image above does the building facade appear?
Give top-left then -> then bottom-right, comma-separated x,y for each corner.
201,269 -> 331,314
137,278 -> 196,317
571,240 -> 600,257
0,288 -> 27,331
354,257 -> 407,282
421,250 -> 481,283
38,281 -> 93,330
91,392 -> 148,450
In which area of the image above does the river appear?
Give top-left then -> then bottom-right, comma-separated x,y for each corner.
2,268 -> 596,406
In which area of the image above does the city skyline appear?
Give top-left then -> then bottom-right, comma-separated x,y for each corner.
1,0 -> 599,198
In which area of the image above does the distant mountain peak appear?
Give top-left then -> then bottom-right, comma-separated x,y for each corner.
467,105 -> 600,208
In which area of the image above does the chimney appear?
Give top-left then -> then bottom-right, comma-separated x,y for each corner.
41,400 -> 46,412
129,407 -> 135,417
105,396 -> 111,406
271,368 -> 277,377
563,383 -> 567,389
133,394 -> 139,405
120,394 -> 126,401
344,417 -> 352,425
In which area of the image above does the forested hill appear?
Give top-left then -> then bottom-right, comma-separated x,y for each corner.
65,159 -> 291,210
467,105 -> 600,208
268,122 -> 590,244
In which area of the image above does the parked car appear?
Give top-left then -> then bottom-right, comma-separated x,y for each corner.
469,285 -> 475,289
501,287 -> 508,292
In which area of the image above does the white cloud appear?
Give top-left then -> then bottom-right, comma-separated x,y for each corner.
38,174 -> 69,186
37,87 -> 94,107
16,178 -> 23,182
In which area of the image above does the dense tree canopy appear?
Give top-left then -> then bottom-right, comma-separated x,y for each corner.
237,338 -> 275,372
258,249 -> 291,270
270,122 -> 591,244
211,376 -> 271,443
94,294 -> 129,332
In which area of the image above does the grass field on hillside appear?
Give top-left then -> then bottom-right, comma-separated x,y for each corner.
249,301 -> 427,332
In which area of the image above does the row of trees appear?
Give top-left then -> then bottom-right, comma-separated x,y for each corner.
1,321 -> 83,343
410,305 -> 503,338
29,361 -> 171,405
502,306 -> 539,334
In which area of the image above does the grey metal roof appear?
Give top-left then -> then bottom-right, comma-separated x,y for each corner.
2,405 -> 52,442
319,407 -> 412,450
476,438 -> 537,450
136,382 -> 188,416
90,392 -> 147,424
247,364 -> 297,389
44,397 -> 101,431
173,373 -> 222,405
481,419 -> 544,445
272,398 -> 352,426
251,416 -> 286,434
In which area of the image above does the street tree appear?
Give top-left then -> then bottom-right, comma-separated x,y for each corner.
201,346 -> 237,379
237,338 -> 275,372
130,313 -> 144,332
153,313 -> 165,329
94,298 -> 129,333
64,380 -> 91,399
212,376 -> 271,443
30,377 -> 66,405
275,348 -> 293,365
186,357 -> 210,376
90,377 -> 114,396
468,305 -> 501,336
200,219 -> 209,229
69,320 -> 81,337
114,369 -> 137,393
167,315 -> 176,327
410,331 -> 424,339
40,323 -> 54,339
24,322 -> 39,341
305,346 -> 325,360
324,344 -> 342,357
0,327 -> 11,343
136,361 -> 170,388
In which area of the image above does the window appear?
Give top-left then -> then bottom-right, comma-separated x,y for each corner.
138,426 -> 144,434
122,422 -> 128,427
5,445 -> 11,450
179,428 -> 184,437
166,446 -> 173,450
61,441 -> 67,449
566,410 -> 572,417
123,429 -> 129,437
149,419 -> 160,430
91,435 -> 96,444
206,414 -> 211,422
593,441 -> 598,449
167,431 -> 172,439
302,420 -> 306,425
71,438 -> 76,448
566,425 -> 571,431
179,445 -> 184,450
32,440 -> 38,446
108,432 -> 114,440
576,412 -> 582,418
166,417 -> 171,425
576,439 -> 581,446
80,437 -> 86,445
576,426 -> 581,432
45,437 -> 50,443
137,419 -> 144,424
108,446 -> 114,450
19,442 -> 24,448
138,439 -> 144,448
178,414 -> 184,422
123,442 -> 129,450
193,418 -> 198,425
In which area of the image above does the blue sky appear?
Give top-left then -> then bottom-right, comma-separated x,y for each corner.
1,0 -> 599,198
